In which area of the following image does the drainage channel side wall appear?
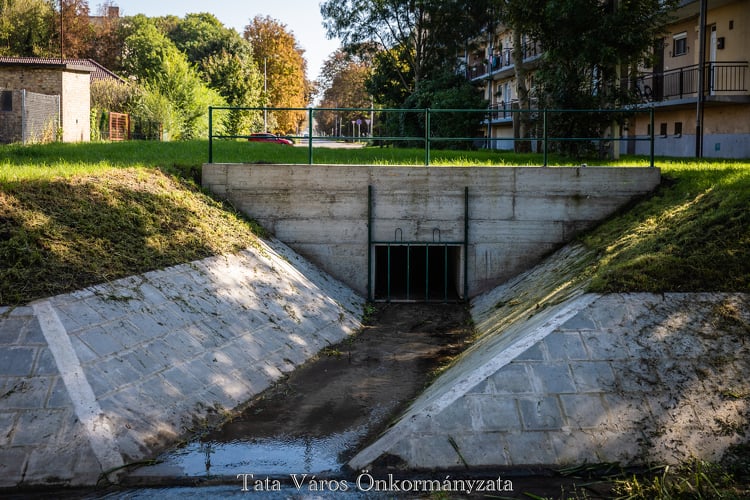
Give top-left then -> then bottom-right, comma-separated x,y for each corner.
203,164 -> 661,298
0,237 -> 364,488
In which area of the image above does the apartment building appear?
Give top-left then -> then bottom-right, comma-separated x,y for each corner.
464,26 -> 542,151
464,0 -> 749,158
630,0 -> 749,158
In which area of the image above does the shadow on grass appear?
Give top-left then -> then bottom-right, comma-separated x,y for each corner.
0,168 -> 261,306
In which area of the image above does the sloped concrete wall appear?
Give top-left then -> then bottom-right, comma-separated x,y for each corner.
203,164 -> 661,298
0,237 -> 364,487
348,243 -> 750,471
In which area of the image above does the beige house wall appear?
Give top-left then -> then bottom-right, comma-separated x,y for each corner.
60,70 -> 90,142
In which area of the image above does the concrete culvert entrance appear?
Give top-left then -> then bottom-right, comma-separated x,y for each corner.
374,244 -> 463,302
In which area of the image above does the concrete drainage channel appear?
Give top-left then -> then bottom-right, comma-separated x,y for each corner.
116,303 -> 477,491
3,229 -> 748,498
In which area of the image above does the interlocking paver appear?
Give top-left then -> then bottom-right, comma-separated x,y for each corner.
0,347 -> 36,376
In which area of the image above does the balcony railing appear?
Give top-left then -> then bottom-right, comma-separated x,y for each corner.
465,42 -> 543,80
635,61 -> 748,102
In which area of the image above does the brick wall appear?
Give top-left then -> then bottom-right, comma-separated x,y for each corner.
0,90 -> 23,143
0,89 -> 61,144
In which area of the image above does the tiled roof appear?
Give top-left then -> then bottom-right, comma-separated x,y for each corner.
0,57 -> 126,84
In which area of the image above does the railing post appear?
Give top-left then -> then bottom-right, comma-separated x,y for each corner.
649,107 -> 655,168
367,185 -> 373,302
425,108 -> 431,166
208,106 -> 213,163
307,107 -> 313,165
543,109 -> 548,167
463,186 -> 469,301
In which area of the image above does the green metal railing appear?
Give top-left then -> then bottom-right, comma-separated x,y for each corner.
208,106 -> 656,167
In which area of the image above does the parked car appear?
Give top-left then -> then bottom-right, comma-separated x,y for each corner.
248,133 -> 293,145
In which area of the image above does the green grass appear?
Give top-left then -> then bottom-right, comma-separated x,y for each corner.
1,140 -> 749,306
583,158 -> 750,293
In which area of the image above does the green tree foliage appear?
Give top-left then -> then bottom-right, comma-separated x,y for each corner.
517,0 -> 676,157
120,17 -> 225,140
166,13 -> 263,135
320,0 -> 494,96
402,70 -> 487,149
0,0 -> 54,56
244,15 -> 310,134
365,46 -> 414,108
316,50 -> 372,137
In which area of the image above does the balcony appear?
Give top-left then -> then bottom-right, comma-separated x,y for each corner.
465,42 -> 543,81
635,61 -> 748,103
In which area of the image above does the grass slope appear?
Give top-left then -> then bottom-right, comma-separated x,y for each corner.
1,141 -> 749,307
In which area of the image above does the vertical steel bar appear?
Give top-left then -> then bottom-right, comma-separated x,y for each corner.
387,244 -> 391,302
444,245 -> 448,302
464,186 -> 469,301
367,185 -> 373,301
208,106 -> 213,163
425,243 -> 429,302
406,244 -> 411,301
650,107 -> 655,168
425,108 -> 431,166
543,109 -> 548,167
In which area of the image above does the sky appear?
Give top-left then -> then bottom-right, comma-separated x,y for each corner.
95,1 -> 341,81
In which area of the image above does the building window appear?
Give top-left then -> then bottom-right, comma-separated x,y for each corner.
1,91 -> 11,112
660,123 -> 668,137
674,122 -> 682,137
673,32 -> 687,56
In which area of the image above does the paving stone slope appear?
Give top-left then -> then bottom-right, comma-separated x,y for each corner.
0,237 -> 364,488
350,244 -> 750,470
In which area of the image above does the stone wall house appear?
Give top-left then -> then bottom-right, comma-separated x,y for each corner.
0,58 -> 96,143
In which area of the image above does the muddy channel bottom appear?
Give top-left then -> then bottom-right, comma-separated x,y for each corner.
124,304 -> 473,483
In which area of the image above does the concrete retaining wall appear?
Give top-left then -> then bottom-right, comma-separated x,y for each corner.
203,164 -> 661,298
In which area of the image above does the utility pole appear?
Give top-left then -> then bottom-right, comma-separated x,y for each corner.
695,0 -> 708,158
60,0 -> 64,61
263,57 -> 268,132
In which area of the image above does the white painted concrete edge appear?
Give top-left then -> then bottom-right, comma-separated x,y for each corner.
31,300 -> 125,476
348,293 -> 600,470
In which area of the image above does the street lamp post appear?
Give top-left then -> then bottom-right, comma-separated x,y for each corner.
263,57 -> 268,132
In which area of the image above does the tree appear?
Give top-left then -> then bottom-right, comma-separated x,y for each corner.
167,13 -> 263,135
316,49 -> 372,137
86,1 -> 123,71
0,0 -> 55,57
402,70 -> 487,149
320,0 -> 496,99
519,0 -> 675,156
121,18 -> 226,139
244,15 -> 309,134
52,0 -> 94,58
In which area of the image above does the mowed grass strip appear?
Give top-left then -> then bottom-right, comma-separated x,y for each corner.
1,164 -> 264,306
1,140 -> 749,306
583,159 -> 750,293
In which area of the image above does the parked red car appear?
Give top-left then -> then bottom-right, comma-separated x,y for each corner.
248,133 -> 293,145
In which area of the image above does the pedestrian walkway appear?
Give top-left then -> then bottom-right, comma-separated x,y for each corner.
0,237 -> 364,489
